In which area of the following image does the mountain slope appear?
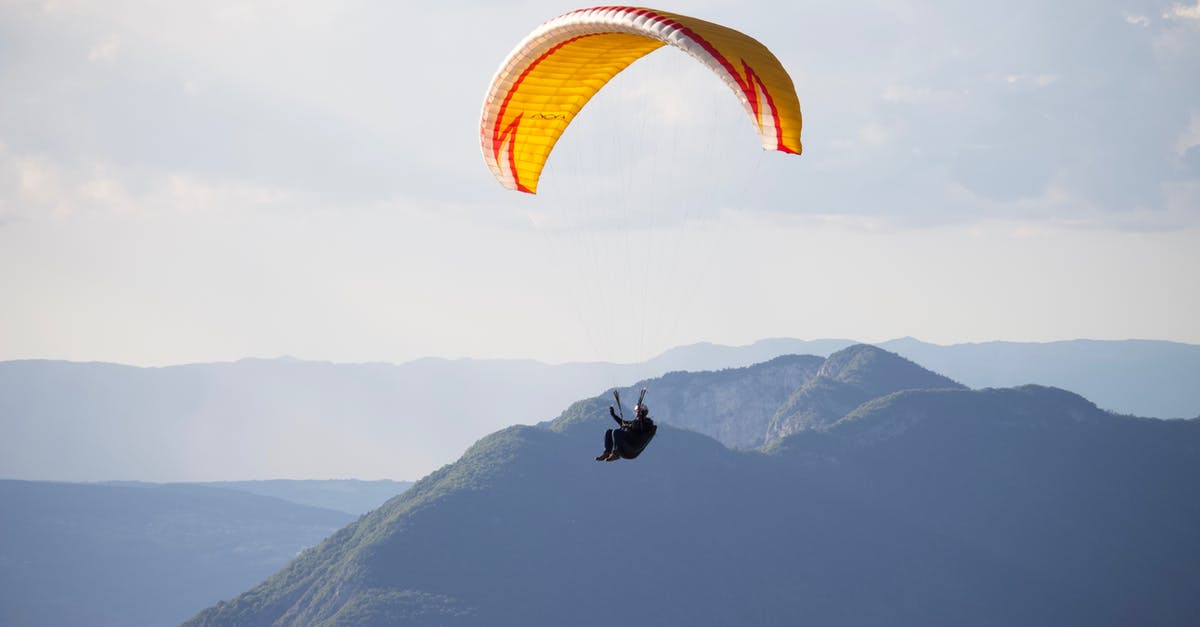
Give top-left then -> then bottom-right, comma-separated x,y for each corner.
585,346 -> 958,451
186,377 -> 1200,626
765,344 -> 965,441
615,354 -> 824,449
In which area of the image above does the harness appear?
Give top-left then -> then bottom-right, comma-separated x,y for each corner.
613,387 -> 656,458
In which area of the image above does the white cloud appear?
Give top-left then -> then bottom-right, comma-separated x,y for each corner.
12,154 -> 69,217
1163,181 -> 1200,220
79,171 -> 131,212
4,0 -> 1200,370
1003,73 -> 1058,87
881,83 -> 962,105
87,36 -> 119,62
857,122 -> 893,146
1177,112 -> 1200,156
1,143 -> 296,222
755,210 -> 894,234
1165,1 -> 1200,20
882,84 -> 927,102
214,2 -> 261,27
40,0 -> 70,16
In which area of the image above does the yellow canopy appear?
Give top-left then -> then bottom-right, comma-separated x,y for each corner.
480,6 -> 803,194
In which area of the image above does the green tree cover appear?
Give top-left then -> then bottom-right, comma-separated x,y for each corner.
767,345 -> 966,440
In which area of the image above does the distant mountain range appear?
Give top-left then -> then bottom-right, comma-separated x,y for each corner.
1,338 -> 1196,482
185,345 -> 1200,627
0,479 -> 411,627
0,481 -> 355,627
654,337 -> 1200,419
107,479 -> 412,516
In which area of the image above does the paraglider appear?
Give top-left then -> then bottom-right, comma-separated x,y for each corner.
480,5 -> 803,193
480,7 -> 803,461
596,388 -> 656,461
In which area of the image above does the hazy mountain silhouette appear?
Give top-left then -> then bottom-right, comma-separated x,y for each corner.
634,337 -> 1200,419
105,479 -> 411,516
185,350 -> 1200,627
0,357 -> 594,482
876,337 -> 1200,418
197,479 -> 412,516
2,338 -> 1195,483
641,337 -> 857,373
0,481 -> 354,627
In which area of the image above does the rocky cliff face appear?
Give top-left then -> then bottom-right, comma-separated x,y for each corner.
622,345 -> 966,450
765,344 -> 965,442
643,354 -> 823,449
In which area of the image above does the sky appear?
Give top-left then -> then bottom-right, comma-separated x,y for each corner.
1,0 -> 1198,366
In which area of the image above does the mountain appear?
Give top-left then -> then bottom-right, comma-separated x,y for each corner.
624,354 -> 824,449
105,479 -> 412,516
2,338 -> 1195,482
877,337 -> 1200,419
0,481 -> 353,627
640,337 -> 857,373
766,344 -> 965,440
185,357 -> 1200,627
0,357 -> 590,482
651,337 -> 1200,419
629,336 -> 1200,419
195,479 -> 412,516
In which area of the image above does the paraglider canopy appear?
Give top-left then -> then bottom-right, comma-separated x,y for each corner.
480,6 -> 803,194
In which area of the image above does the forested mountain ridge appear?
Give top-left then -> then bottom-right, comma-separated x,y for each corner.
765,344 -> 965,440
558,345 -> 961,449
186,348 -> 1200,626
598,353 -> 824,449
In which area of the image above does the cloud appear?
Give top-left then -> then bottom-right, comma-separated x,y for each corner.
87,36 -> 120,62
881,83 -> 963,105
2,0 -> 1198,236
1177,112 -> 1200,156
856,122 -> 893,147
2,0 -> 1199,370
1002,73 -> 1058,87
0,141 -> 297,224
0,145 -> 80,221
1165,1 -> 1200,20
